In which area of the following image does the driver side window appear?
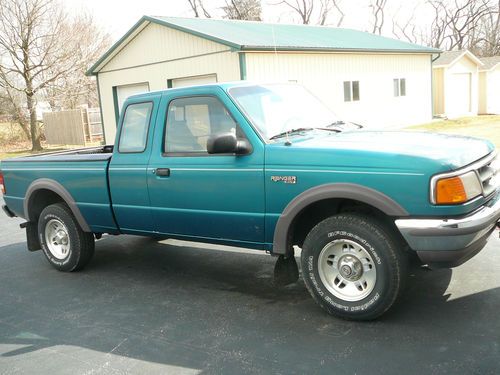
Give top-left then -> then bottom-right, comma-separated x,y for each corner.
164,96 -> 239,154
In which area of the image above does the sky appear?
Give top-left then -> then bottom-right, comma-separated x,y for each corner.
61,0 -> 431,44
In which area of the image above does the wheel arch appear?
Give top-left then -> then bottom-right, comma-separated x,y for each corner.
24,178 -> 91,232
272,183 -> 409,255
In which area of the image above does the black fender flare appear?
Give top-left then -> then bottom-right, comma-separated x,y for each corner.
272,183 -> 409,255
24,178 -> 91,232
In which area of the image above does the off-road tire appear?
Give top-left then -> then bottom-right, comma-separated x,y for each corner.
301,213 -> 407,320
38,203 -> 95,272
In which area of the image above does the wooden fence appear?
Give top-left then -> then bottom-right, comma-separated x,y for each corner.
43,108 -> 103,146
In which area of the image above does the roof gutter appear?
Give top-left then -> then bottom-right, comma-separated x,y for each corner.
241,46 -> 441,54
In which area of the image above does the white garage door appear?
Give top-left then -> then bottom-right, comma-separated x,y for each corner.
449,73 -> 471,116
116,82 -> 149,114
171,74 -> 217,88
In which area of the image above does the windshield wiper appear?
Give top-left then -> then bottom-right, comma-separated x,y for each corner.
323,120 -> 346,130
269,127 -> 315,140
323,120 -> 364,130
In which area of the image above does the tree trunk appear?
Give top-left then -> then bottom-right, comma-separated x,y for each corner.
25,91 -> 42,151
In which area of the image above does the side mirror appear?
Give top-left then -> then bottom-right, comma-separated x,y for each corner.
207,132 -> 251,155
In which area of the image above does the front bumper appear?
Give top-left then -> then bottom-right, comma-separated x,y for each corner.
395,192 -> 500,267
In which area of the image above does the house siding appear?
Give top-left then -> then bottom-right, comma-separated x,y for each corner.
244,52 -> 432,128
480,68 -> 500,115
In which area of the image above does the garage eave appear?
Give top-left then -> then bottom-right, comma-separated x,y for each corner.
86,17 -> 154,76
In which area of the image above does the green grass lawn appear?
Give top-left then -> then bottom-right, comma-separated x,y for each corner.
407,115 -> 500,148
0,148 -> 70,161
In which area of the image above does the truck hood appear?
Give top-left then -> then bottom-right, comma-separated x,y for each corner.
269,130 -> 495,172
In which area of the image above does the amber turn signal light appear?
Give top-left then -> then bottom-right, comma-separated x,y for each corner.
435,176 -> 467,204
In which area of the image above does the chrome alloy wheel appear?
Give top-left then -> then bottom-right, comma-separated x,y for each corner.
44,219 -> 71,260
318,239 -> 377,302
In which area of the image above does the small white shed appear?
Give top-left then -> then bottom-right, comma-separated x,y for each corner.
479,56 -> 500,115
433,50 -> 483,118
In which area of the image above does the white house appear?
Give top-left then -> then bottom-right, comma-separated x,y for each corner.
87,16 -> 440,142
479,56 -> 500,115
432,50 -> 483,118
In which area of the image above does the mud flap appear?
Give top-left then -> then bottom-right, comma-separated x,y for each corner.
21,222 -> 41,251
274,254 -> 299,286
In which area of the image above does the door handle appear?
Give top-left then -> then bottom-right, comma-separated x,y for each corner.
154,168 -> 170,177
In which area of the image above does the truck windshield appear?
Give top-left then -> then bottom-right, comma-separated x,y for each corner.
228,83 -> 341,141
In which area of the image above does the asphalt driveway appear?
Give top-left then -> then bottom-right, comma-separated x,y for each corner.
1,195 -> 499,374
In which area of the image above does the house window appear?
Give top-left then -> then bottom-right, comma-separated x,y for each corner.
394,78 -> 406,97
343,81 -> 360,102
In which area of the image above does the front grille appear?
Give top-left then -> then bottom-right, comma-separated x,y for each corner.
477,154 -> 500,197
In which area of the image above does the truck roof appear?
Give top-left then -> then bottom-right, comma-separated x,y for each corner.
127,81 -> 270,100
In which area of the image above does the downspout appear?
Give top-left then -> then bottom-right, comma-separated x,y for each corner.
239,52 -> 247,80
95,74 -> 107,145
430,52 -> 441,119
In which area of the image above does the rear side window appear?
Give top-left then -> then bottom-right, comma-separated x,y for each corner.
118,102 -> 153,153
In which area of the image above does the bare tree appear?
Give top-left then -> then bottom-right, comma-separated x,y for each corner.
222,0 -> 262,20
424,0 -> 495,50
0,0 -> 110,150
0,87 -> 31,140
43,12 -> 111,110
369,0 -> 388,34
187,0 -> 212,18
278,0 -> 314,24
472,0 -> 500,56
277,0 -> 344,25
318,0 -> 344,26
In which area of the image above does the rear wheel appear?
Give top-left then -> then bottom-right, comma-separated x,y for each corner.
38,203 -> 95,272
301,213 -> 406,320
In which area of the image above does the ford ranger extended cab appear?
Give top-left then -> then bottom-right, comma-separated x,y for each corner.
1,82 -> 499,320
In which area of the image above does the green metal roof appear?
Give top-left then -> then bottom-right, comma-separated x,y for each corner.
87,15 -> 440,75
151,16 -> 439,53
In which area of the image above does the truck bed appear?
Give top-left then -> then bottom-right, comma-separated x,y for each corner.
6,145 -> 114,163
0,146 -> 118,234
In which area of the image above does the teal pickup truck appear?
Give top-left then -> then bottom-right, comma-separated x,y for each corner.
1,82 -> 499,320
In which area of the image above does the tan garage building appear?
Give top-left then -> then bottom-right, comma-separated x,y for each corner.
432,50 -> 484,118
87,16 -> 439,142
479,56 -> 500,115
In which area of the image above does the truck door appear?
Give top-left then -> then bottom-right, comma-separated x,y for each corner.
108,94 -> 161,234
147,87 -> 265,244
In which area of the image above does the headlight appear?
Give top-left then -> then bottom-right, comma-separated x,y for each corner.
432,171 -> 482,205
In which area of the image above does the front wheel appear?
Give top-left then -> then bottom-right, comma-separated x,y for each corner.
38,203 -> 95,272
301,213 -> 406,320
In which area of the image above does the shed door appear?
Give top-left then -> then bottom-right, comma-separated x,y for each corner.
171,74 -> 217,88
449,73 -> 471,115
116,83 -> 150,115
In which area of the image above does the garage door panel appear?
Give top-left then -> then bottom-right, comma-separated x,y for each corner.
116,83 -> 150,115
171,74 -> 217,88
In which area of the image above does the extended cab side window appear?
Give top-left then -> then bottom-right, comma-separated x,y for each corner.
118,102 -> 153,153
164,96 -> 241,154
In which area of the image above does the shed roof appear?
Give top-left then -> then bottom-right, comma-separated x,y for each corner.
433,50 -> 483,68
479,56 -> 500,71
88,16 -> 440,75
